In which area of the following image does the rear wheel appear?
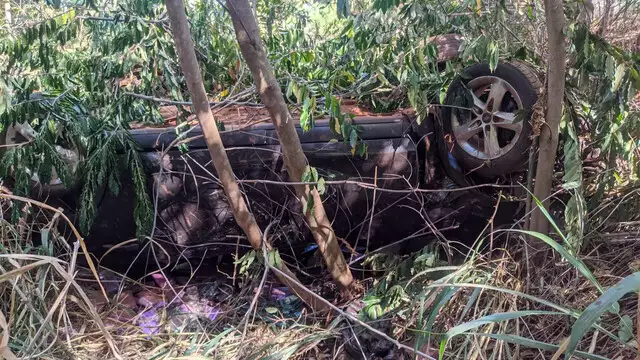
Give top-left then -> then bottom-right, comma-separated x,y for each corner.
440,61 -> 541,178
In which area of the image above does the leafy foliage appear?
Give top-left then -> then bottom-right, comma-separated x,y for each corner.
0,0 -> 637,241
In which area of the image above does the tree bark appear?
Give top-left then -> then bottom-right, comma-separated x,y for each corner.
164,0 -> 328,311
226,0 -> 354,289
530,0 -> 566,235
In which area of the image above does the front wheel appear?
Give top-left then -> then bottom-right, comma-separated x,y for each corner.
440,61 -> 542,178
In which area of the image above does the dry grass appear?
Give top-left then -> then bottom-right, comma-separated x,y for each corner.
0,198 -> 339,360
1,193 -> 639,360
444,237 -> 639,359
346,225 -> 640,359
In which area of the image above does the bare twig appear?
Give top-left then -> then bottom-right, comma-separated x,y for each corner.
365,166 -> 378,253
237,178 -> 518,194
123,90 -> 261,107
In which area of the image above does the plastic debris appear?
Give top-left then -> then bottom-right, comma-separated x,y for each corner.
138,307 -> 162,335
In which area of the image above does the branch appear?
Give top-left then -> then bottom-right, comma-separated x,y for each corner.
237,178 -> 518,194
77,13 -> 168,24
123,90 -> 262,108
265,255 -> 437,360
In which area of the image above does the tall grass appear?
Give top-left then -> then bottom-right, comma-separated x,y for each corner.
353,202 -> 639,359
1,193 -> 639,359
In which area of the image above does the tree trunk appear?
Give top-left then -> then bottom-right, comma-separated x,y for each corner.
226,0 -> 354,289
164,0 -> 327,311
530,0 -> 566,235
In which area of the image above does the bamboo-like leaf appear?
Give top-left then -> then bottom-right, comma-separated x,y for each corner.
507,229 -> 603,293
426,286 -> 457,333
566,272 -> 640,357
439,311 -> 563,359
202,327 -> 236,355
300,96 -> 311,132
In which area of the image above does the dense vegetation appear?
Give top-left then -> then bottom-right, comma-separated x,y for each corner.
1,0 -> 639,236
1,0 -> 639,241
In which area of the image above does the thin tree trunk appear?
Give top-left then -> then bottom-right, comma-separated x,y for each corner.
164,0 -> 327,311
226,0 -> 354,289
530,0 -> 566,235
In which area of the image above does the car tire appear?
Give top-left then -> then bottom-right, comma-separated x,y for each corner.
439,61 -> 542,178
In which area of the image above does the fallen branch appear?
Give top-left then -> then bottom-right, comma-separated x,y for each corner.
263,252 -> 438,360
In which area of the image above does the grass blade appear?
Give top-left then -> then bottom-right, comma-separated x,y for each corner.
506,229 -> 603,293
524,189 -> 568,243
471,333 -> 611,360
426,282 -> 629,347
427,283 -> 578,316
439,311 -> 563,359
458,287 -> 481,321
202,327 -> 236,355
566,272 -> 640,357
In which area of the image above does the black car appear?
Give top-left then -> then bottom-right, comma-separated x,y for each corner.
1,56 -> 541,272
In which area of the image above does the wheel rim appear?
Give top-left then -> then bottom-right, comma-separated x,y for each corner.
452,76 -> 524,160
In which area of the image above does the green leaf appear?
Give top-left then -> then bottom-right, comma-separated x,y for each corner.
340,122 -> 351,139
489,42 -> 499,72
526,4 -> 534,20
265,307 -> 279,314
356,142 -> 368,158
238,250 -> 256,275
267,249 -> 282,268
366,303 -> 383,320
317,177 -> 326,195
425,43 -> 437,62
612,64 -> 626,92
302,194 -> 314,215
301,166 -> 313,183
439,89 -> 447,104
373,0 -> 401,12
349,129 -> 357,149
566,272 -> 640,357
300,97 -> 312,132
439,311 -> 563,359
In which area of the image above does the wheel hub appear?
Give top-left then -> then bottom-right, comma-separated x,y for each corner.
451,76 -> 524,160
